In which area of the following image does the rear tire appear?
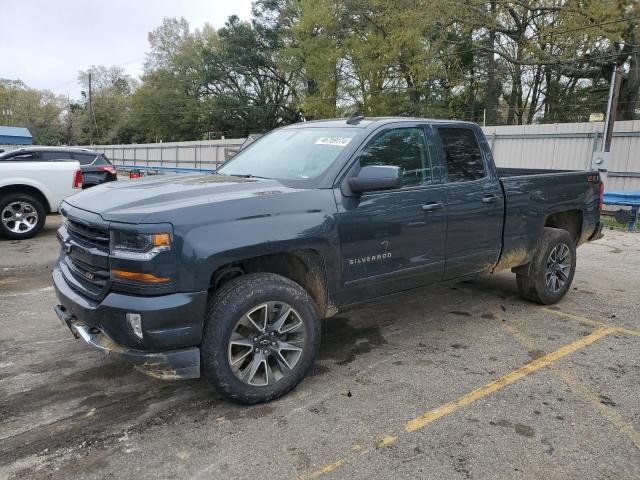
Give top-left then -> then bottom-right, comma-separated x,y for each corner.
0,193 -> 46,240
516,227 -> 576,305
201,273 -> 321,404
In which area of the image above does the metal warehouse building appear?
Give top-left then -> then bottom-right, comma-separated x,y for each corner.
0,126 -> 33,145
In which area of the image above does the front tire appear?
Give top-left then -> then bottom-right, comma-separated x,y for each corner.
516,227 -> 576,305
0,193 -> 46,240
201,273 -> 321,404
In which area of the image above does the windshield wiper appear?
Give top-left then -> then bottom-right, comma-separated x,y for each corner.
220,173 -> 270,180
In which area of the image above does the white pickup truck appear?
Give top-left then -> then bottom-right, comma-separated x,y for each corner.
0,154 -> 82,239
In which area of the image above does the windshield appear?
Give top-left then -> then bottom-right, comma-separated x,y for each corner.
218,128 -> 358,180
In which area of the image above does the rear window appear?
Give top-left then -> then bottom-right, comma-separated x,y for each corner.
97,154 -> 111,165
72,153 -> 99,165
439,128 -> 485,182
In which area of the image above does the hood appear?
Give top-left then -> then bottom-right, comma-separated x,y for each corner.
64,173 -> 296,223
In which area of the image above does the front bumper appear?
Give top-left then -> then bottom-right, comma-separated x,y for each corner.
55,305 -> 200,379
53,266 -> 206,380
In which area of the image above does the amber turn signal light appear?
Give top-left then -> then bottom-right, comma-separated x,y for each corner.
111,269 -> 171,284
152,233 -> 171,247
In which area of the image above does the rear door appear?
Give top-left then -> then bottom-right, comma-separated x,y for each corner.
435,126 -> 504,279
335,124 -> 447,302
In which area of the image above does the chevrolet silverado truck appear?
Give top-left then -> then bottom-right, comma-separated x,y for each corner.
0,153 -> 82,239
53,117 -> 603,404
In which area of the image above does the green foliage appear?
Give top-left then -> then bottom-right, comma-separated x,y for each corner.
3,1 -> 640,145
70,66 -> 137,145
0,79 -> 66,144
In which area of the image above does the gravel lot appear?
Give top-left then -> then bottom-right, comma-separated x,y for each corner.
1,216 -> 639,479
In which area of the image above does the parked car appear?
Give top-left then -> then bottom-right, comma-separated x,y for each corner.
0,155 -> 82,239
0,147 -> 117,188
53,117 -> 603,404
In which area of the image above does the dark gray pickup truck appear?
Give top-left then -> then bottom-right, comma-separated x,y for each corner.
53,117 -> 603,403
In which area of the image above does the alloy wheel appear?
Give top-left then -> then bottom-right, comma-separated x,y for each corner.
1,201 -> 38,234
227,301 -> 306,387
545,243 -> 571,294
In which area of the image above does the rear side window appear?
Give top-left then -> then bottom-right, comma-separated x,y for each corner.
72,153 -> 99,165
359,128 -> 431,187
1,152 -> 39,161
41,151 -> 73,161
438,128 -> 485,182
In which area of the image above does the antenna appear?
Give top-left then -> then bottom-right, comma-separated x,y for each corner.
346,112 -> 365,125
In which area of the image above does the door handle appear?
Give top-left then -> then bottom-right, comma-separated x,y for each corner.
422,202 -> 442,211
482,195 -> 499,203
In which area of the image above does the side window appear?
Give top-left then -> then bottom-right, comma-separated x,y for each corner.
359,128 -> 431,187
41,151 -> 72,161
72,153 -> 98,165
2,152 -> 38,161
438,128 -> 485,182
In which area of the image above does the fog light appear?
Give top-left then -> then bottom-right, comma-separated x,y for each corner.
126,313 -> 143,339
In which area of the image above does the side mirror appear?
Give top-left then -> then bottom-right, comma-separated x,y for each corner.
348,165 -> 402,193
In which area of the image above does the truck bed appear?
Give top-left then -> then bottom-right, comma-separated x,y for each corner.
494,168 -> 601,272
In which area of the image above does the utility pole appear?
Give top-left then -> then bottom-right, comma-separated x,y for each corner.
88,72 -> 93,145
592,64 -> 622,179
67,93 -> 72,145
602,65 -> 623,153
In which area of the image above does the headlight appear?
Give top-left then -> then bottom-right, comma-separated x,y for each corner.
110,230 -> 172,260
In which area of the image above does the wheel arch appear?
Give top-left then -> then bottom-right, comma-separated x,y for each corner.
209,249 -> 333,318
544,209 -> 583,244
509,210 -> 583,276
0,184 -> 51,213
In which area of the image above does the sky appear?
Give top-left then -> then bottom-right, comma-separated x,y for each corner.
0,0 -> 253,100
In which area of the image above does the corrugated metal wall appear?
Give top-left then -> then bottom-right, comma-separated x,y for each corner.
482,120 -> 640,192
4,121 -> 639,192
92,138 -> 244,171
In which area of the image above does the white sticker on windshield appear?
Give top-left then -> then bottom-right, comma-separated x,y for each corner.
315,136 -> 352,147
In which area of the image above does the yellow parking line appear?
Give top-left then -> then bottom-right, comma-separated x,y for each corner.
405,326 -> 614,432
555,369 -> 640,449
543,307 -> 640,337
378,435 -> 397,447
297,327 -> 615,479
300,459 -> 345,480
501,321 -> 640,450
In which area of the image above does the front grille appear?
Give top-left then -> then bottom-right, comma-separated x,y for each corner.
65,255 -> 109,291
59,209 -> 111,301
64,216 -> 110,251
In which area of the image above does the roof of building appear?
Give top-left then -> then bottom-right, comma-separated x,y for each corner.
0,126 -> 32,138
0,126 -> 33,145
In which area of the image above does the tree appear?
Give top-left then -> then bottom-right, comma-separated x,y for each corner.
0,79 -> 66,144
71,66 -> 137,144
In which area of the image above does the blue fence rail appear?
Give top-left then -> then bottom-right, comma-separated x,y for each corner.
116,164 -> 216,174
603,192 -> 640,231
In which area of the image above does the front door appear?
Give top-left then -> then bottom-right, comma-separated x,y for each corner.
335,126 -> 447,302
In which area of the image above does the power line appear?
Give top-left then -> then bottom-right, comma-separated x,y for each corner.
536,15 -> 640,39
